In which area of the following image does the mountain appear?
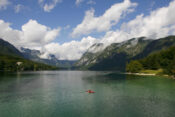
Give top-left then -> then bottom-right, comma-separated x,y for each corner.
21,47 -> 76,68
75,37 -> 152,71
0,38 -> 58,71
0,38 -> 23,57
76,43 -> 105,67
75,36 -> 175,71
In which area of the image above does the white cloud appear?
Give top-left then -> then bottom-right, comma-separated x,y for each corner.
0,20 -> 21,46
0,18 -> 96,60
75,0 -> 83,6
100,0 -> 175,46
39,0 -> 62,12
49,0 -> 175,60
0,19 -> 97,60
0,19 -> 61,49
0,0 -> 10,10
21,20 -> 61,48
43,36 -> 99,60
71,0 -> 137,38
123,0 -> 175,38
14,4 -> 24,13
101,30 -> 130,45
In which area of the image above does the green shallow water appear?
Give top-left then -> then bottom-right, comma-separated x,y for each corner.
0,71 -> 175,117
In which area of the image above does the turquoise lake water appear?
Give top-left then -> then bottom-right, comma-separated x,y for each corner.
0,71 -> 175,117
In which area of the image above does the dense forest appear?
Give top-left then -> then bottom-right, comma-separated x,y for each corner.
0,54 -> 58,71
126,46 -> 175,76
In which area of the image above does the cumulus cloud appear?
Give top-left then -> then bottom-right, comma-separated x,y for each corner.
43,0 -> 175,60
122,0 -> 175,38
32,0 -> 175,60
0,0 -> 10,10
71,0 -> 137,37
43,36 -> 99,60
21,20 -> 61,48
0,19 -> 61,49
101,0 -> 175,45
1,0 -> 175,60
39,0 -> 62,12
0,19 -> 97,60
62,0 -> 175,60
0,20 -> 21,46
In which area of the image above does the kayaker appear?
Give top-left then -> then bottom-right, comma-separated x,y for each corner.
86,89 -> 95,93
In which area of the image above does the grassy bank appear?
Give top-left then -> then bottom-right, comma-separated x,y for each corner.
126,69 -> 175,79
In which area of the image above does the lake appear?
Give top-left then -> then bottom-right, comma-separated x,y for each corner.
0,71 -> 175,117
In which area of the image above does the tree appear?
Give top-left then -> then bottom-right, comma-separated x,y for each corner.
126,60 -> 143,73
127,46 -> 175,76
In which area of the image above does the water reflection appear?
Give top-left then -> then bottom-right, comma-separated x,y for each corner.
0,71 -> 175,117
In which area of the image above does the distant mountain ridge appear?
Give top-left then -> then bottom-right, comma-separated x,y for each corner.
0,39 -> 58,71
0,38 -> 76,68
75,36 -> 175,71
21,47 -> 76,68
1,36 -> 175,71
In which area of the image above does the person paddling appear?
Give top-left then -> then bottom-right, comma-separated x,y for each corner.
86,89 -> 95,93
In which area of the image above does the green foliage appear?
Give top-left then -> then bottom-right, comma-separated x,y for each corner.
126,60 -> 143,73
0,54 -> 58,72
127,46 -> 175,76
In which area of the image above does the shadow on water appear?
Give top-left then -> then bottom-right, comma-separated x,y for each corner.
0,71 -> 43,80
83,72 -> 126,79
0,72 -> 17,79
104,72 -> 127,80
80,71 -> 157,84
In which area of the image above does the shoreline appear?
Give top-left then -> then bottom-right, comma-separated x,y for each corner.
125,72 -> 156,76
125,72 -> 175,79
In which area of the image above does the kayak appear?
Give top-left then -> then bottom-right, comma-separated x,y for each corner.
86,90 -> 95,93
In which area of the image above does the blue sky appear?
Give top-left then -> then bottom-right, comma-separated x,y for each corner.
0,0 -> 175,60
0,0 -> 172,43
